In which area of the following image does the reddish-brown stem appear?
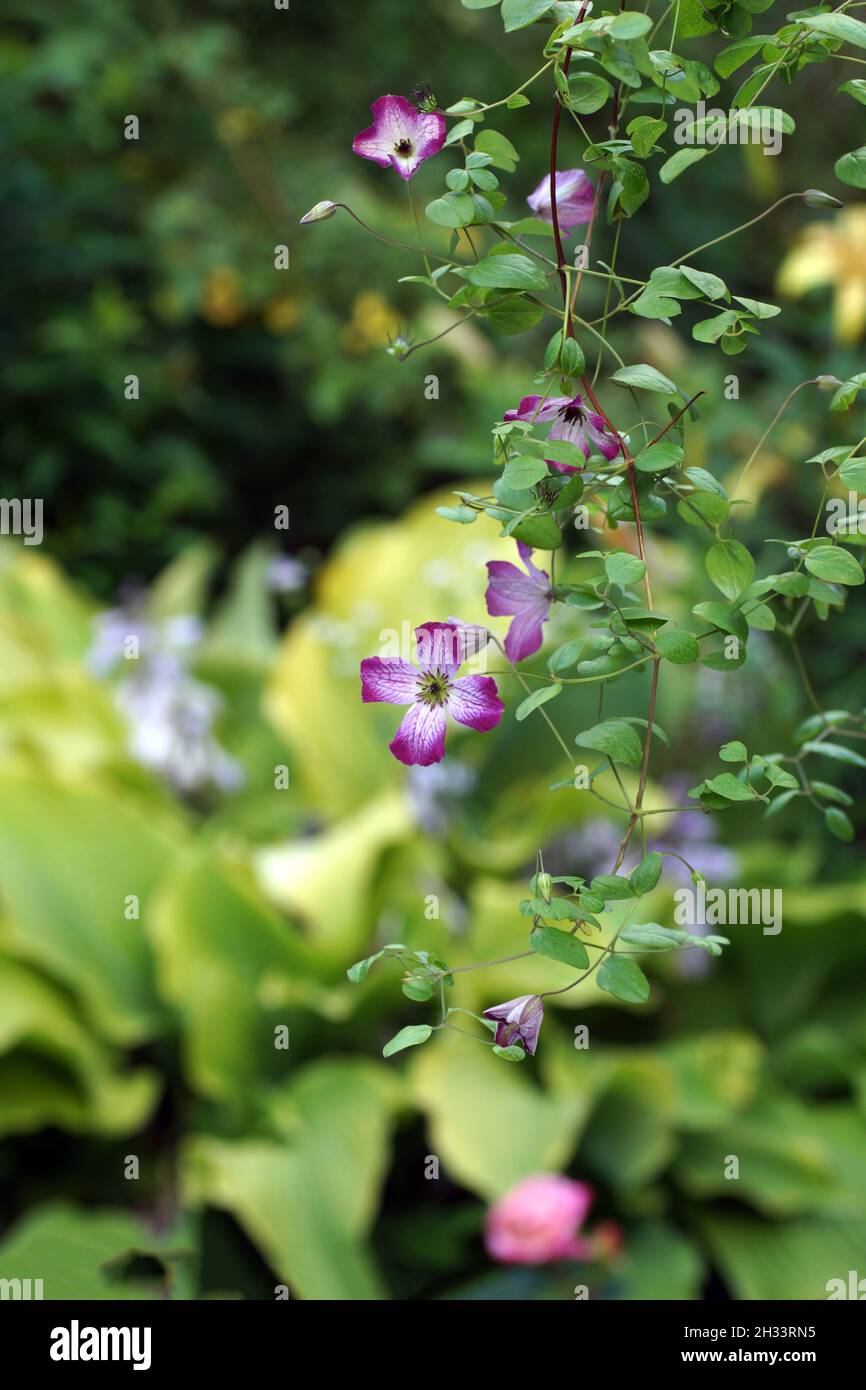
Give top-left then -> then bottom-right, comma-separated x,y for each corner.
549,47 -> 574,313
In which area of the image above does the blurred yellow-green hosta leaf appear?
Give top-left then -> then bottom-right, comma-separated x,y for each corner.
183,1059 -> 398,1299
676,1094 -> 866,1218
255,790 -> 411,959
0,1203 -> 197,1300
0,776 -> 183,1044
700,1212 -> 866,1300
411,1033 -> 585,1200
150,851 -> 326,1101
659,1030 -> 763,1131
0,544 -> 95,669
265,485 -> 517,820
0,958 -> 157,1138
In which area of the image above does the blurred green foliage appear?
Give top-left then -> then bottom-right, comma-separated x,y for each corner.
1,0 -> 865,1301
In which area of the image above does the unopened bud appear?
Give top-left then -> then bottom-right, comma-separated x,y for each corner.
300,200 -> 337,225
815,374 -> 843,391
802,189 -> 843,210
536,872 -> 553,903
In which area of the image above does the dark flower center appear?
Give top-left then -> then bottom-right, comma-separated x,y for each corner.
419,671 -> 450,706
559,402 -> 586,425
395,138 -> 414,156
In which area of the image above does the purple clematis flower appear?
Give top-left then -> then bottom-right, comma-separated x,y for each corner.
486,543 -> 552,663
483,994 -> 545,1055
353,95 -> 446,181
360,621 -> 503,766
504,394 -> 620,472
527,169 -> 595,230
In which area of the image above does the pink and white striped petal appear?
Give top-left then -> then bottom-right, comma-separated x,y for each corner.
448,675 -> 504,732
389,701 -> 448,766
360,657 -> 420,705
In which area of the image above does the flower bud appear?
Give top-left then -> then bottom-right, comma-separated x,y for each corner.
802,189 -> 843,210
536,871 -> 553,903
300,200 -> 337,225
815,374 -> 843,391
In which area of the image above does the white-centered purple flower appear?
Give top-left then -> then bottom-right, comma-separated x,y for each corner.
527,169 -> 595,231
504,393 -> 620,472
360,621 -> 503,767
485,542 -> 552,663
352,95 -> 446,181
482,994 -> 545,1055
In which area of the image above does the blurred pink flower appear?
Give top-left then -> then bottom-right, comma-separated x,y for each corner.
527,169 -> 595,230
485,1175 -> 594,1265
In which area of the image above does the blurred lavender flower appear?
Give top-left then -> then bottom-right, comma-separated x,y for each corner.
406,759 -> 475,833
267,554 -> 307,595
89,601 -> 243,796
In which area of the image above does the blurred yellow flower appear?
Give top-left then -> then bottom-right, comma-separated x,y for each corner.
264,295 -> 301,333
200,266 -> 244,327
342,291 -> 400,353
777,206 -> 866,343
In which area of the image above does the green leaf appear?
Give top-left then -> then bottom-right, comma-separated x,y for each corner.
520,436 -> 588,470
510,513 -> 562,549
840,456 -> 866,493
475,129 -> 520,171
655,627 -> 700,664
719,740 -> 748,763
715,36 -> 769,78
0,1204 -> 196,1301
530,924 -> 590,969
802,740 -> 866,769
493,1044 -> 527,1060
383,1024 -> 434,1058
605,550 -> 647,586
630,851 -> 663,895
503,455 -> 549,489
797,13 -> 866,49
829,373 -> 866,411
836,147 -> 866,188
610,363 -> 677,394
486,295 -> 545,335
575,718 -> 644,768
705,539 -> 755,599
609,11 -> 653,39
0,777 -> 179,1045
620,924 -> 689,950
569,73 -> 614,113
627,115 -> 667,157
804,546 -> 864,585
705,773 -> 758,802
466,253 -> 548,291
839,79 -> 866,105
679,265 -> 728,301
501,0 -> 554,31
659,147 -> 710,184
436,504 -> 478,524
187,1060 -> 396,1299
591,874 -> 636,900
425,193 -> 477,228
515,683 -> 564,721
635,440 -> 684,474
825,807 -> 855,842
597,955 -> 650,1004
402,974 -> 436,1002
811,781 -> 853,807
